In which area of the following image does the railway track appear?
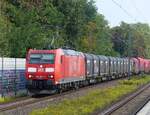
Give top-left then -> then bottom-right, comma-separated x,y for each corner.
134,96 -> 150,115
0,78 -> 123,113
100,82 -> 150,115
0,88 -> 78,112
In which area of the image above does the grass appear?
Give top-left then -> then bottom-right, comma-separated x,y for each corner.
0,92 -> 27,104
0,97 -> 13,103
31,75 -> 150,115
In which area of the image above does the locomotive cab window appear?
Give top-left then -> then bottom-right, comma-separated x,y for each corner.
29,53 -> 54,64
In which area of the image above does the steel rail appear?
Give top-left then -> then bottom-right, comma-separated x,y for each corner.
133,97 -> 150,115
100,82 -> 150,115
0,78 -> 125,112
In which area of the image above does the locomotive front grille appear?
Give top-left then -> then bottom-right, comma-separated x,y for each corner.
27,80 -> 54,90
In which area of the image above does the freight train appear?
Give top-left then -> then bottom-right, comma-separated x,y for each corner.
25,48 -> 150,94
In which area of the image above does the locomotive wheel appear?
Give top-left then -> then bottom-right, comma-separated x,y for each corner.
57,88 -> 63,94
74,82 -> 79,90
57,85 -> 63,94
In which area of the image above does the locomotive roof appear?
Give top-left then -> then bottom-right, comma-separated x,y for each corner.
62,49 -> 83,56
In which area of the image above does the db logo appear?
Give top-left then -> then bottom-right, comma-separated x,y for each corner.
38,68 -> 44,72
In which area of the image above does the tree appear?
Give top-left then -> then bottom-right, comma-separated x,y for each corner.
76,14 -> 118,56
52,0 -> 97,47
4,0 -> 64,57
111,22 -> 149,57
0,0 -> 11,56
0,14 -> 11,56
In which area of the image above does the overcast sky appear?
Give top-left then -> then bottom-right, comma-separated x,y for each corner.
95,0 -> 150,27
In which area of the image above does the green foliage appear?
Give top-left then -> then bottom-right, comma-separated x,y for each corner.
0,97 -> 13,103
4,0 -> 65,57
0,0 -> 11,56
76,14 -> 118,56
0,0 -> 117,57
111,22 -> 150,58
52,0 -> 97,47
132,23 -> 150,58
31,76 -> 150,115
0,14 -> 11,56
0,92 -> 27,104
1,0 -> 150,58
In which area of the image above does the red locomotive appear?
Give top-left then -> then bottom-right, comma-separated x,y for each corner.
26,48 -> 85,94
26,48 -> 150,95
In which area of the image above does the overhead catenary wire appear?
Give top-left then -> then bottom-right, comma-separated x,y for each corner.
110,0 -> 147,37
110,0 -> 135,78
111,0 -> 137,22
110,0 -> 148,58
131,0 -> 148,23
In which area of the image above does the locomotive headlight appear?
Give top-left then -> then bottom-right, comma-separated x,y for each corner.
55,81 -> 59,84
28,67 -> 36,72
28,75 -> 32,78
45,68 -> 54,72
48,75 -> 54,78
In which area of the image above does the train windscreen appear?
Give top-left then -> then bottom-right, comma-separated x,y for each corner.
29,53 -> 54,64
